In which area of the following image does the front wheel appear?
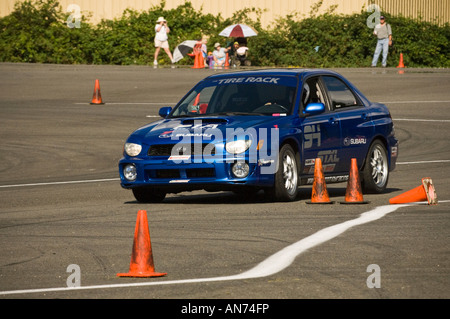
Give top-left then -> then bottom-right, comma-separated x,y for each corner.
132,187 -> 166,203
362,140 -> 389,193
267,144 -> 299,201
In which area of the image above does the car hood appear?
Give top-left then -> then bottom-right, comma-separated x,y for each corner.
129,115 -> 285,144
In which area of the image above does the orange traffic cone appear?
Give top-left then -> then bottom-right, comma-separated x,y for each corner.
90,79 -> 104,105
117,210 -> 167,278
389,177 -> 438,205
306,158 -> 333,204
340,158 -> 369,204
396,53 -> 405,68
192,51 -> 204,69
224,53 -> 230,69
198,52 -> 205,68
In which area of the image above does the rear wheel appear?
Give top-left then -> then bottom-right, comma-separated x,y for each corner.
132,187 -> 166,203
362,140 -> 389,193
267,144 -> 299,201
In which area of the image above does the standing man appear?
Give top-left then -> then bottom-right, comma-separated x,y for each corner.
154,17 -> 174,66
371,16 -> 392,67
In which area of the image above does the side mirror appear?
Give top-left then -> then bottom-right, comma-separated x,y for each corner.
158,107 -> 172,118
303,103 -> 325,115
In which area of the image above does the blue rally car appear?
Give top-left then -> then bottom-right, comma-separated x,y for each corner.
119,69 -> 398,202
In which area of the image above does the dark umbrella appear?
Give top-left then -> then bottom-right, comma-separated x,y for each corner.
172,40 -> 199,63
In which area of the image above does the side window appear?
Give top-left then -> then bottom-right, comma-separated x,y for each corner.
300,76 -> 329,113
321,76 -> 360,110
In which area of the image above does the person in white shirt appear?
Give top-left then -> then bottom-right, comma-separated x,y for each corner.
154,17 -> 174,66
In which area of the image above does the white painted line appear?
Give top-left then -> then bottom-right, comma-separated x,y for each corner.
397,160 -> 450,165
394,118 -> 450,123
381,100 -> 450,104
1,157 -> 449,189
0,178 -> 119,189
0,202 -> 427,296
78,101 -> 450,106
75,102 -> 176,105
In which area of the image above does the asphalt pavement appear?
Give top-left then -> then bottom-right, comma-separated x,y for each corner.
0,63 -> 449,307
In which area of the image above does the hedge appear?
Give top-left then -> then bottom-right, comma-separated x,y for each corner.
0,0 -> 449,67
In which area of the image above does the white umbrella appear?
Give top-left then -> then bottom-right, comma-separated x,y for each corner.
219,24 -> 258,38
172,40 -> 199,63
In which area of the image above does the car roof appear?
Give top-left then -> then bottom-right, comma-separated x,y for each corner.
204,68 -> 342,80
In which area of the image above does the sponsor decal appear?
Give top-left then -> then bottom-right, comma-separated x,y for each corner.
305,150 -> 340,173
159,130 -> 173,138
318,150 -> 340,164
174,132 -> 214,138
160,123 -> 220,138
304,124 -> 321,148
303,164 -> 336,174
306,175 -> 348,184
215,77 -> 280,85
168,155 -> 191,161
343,136 -> 367,146
391,146 -> 398,157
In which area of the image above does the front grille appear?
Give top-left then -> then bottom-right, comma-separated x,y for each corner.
151,168 -> 215,179
148,143 -> 216,156
155,169 -> 180,179
186,168 -> 215,178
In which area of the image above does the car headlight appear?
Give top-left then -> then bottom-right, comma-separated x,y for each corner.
124,143 -> 142,156
231,161 -> 250,178
123,164 -> 137,181
225,140 -> 252,154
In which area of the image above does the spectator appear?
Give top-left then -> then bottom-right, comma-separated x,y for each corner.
227,41 -> 240,67
201,37 -> 208,67
154,17 -> 174,66
371,16 -> 393,67
212,43 -> 227,68
206,52 -> 214,68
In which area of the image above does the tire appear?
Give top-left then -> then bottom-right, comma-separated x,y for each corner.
362,140 -> 389,193
132,187 -> 166,203
267,144 -> 299,201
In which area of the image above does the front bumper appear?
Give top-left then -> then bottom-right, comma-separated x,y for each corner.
119,155 -> 276,193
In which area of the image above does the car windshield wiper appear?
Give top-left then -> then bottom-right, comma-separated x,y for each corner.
208,112 -> 267,116
169,112 -> 268,118
170,114 -> 196,118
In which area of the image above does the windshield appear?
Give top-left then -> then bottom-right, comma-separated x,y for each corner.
170,75 -> 298,117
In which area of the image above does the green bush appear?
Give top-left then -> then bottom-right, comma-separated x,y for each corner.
0,0 -> 449,67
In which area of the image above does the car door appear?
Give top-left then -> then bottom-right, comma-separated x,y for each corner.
299,76 -> 341,176
320,75 -> 374,172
